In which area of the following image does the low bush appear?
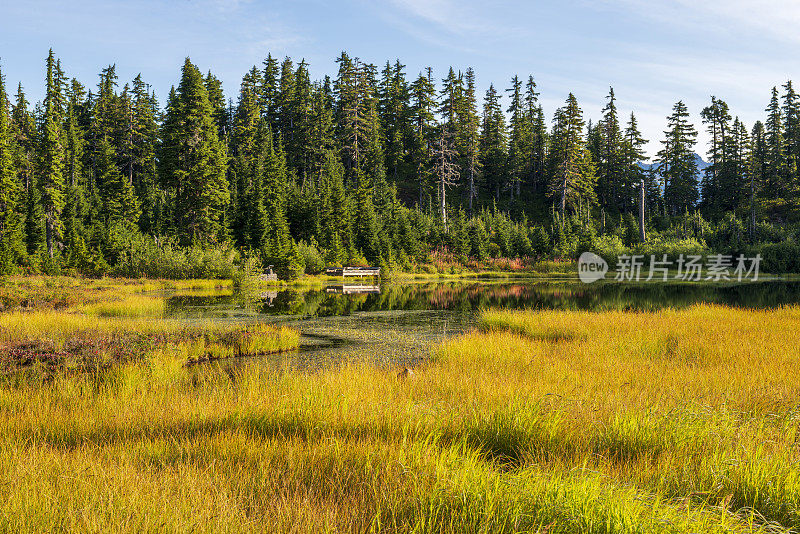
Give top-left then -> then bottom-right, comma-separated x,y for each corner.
109,233 -> 238,279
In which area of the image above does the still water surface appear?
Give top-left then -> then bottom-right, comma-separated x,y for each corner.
167,278 -> 800,367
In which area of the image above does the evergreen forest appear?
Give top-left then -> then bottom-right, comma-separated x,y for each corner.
2,50 -> 800,277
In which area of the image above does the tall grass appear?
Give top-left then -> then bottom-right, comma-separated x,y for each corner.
76,293 -> 167,317
0,303 -> 798,531
0,310 -> 300,375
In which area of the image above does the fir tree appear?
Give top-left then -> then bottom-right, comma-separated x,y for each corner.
479,84 -> 507,202
261,133 -> 293,268
700,96 -> 732,214
457,68 -> 481,214
783,81 -> 800,189
548,93 -> 596,214
130,74 -> 160,232
764,87 -> 787,196
506,75 -> 526,200
159,58 -> 229,245
0,65 -> 25,271
97,134 -> 140,228
378,60 -> 410,183
409,69 -> 436,206
596,87 -> 626,211
621,113 -> 654,214
39,49 -> 66,259
657,101 -> 699,214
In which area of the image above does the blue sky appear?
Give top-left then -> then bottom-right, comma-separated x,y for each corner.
1,0 -> 797,157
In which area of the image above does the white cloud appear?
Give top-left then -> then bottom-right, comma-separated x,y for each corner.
388,0 -> 525,38
603,0 -> 800,44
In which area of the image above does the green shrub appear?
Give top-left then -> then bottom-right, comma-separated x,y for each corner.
592,235 -> 626,264
298,241 -> 325,274
749,240 -> 800,273
109,233 -> 238,279
634,237 -> 708,261
232,255 -> 262,291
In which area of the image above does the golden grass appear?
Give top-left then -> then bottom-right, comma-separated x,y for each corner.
76,293 -> 167,317
0,303 -> 797,531
0,310 -> 300,376
0,275 -> 231,312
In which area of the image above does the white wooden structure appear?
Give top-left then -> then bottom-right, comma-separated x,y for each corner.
325,266 -> 381,278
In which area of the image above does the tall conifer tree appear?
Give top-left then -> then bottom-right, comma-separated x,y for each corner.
0,65 -> 25,271
159,58 -> 229,245
39,49 -> 66,259
657,101 -> 699,214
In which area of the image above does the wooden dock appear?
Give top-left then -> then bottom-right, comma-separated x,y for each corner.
325,266 -> 381,278
325,284 -> 381,295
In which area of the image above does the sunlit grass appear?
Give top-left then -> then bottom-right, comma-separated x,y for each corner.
1,300 -> 798,531
76,293 -> 166,317
0,275 -> 231,312
0,309 -> 300,376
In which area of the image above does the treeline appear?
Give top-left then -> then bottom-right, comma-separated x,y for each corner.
0,50 -> 799,278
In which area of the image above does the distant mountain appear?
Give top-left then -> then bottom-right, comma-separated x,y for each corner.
639,152 -> 710,176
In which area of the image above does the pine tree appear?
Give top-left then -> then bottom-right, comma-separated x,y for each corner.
317,150 -> 351,262
130,74 -> 160,232
308,83 -> 337,178
97,134 -> 140,228
289,59 -> 314,182
750,121 -> 767,232
621,113 -> 652,213
479,84 -> 507,202
0,65 -> 25,271
409,69 -> 436,206
62,78 -> 92,267
730,117 -> 750,212
159,58 -> 229,245
204,71 -> 228,141
260,132 -> 293,267
64,79 -> 86,191
524,76 -> 547,195
11,84 -> 36,194
700,96 -> 733,214
506,75 -> 526,200
335,54 -> 375,182
276,57 -> 296,153
39,49 -> 66,259
657,101 -> 699,214
764,87 -> 787,197
457,67 -> 481,214
547,93 -> 596,214
438,67 -> 461,131
596,87 -> 626,211
782,81 -> 800,189
259,53 -> 280,126
378,60 -> 410,183
0,49 -> 796,273
230,67 -> 262,248
10,85 -> 42,257
356,67 -> 383,261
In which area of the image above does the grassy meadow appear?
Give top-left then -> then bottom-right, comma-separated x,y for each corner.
0,276 -> 298,376
0,275 -> 798,533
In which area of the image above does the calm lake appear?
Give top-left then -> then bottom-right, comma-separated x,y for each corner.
167,278 -> 800,368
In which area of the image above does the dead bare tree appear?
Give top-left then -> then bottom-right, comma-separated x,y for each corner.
433,127 -> 459,232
